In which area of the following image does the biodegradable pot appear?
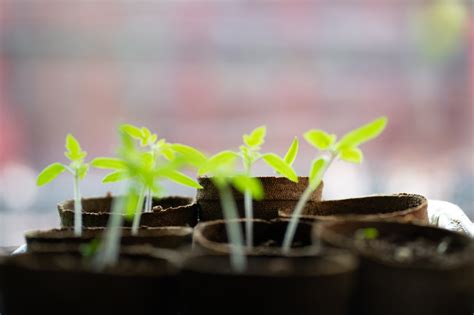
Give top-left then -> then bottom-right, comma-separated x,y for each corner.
197,176 -> 324,221
193,218 -> 316,256
179,252 -> 358,315
58,195 -> 198,228
0,250 -> 178,315
317,220 -> 474,315
280,193 -> 428,224
25,226 -> 193,254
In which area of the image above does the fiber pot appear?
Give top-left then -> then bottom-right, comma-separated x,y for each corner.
25,226 -> 193,254
193,218 -> 316,256
0,249 -> 178,315
197,176 -> 323,221
58,195 -> 198,228
317,220 -> 474,315
280,193 -> 428,224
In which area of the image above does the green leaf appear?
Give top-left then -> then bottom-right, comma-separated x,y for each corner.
262,153 -> 298,183
65,134 -> 86,161
80,239 -> 100,258
77,164 -> 89,180
355,228 -> 379,240
160,170 -> 203,189
102,171 -> 129,183
284,137 -> 299,166
340,147 -> 363,164
91,158 -> 126,170
37,163 -> 66,186
336,117 -> 388,150
171,143 -> 207,167
309,157 -> 328,188
243,125 -> 266,148
232,175 -> 264,200
121,124 -> 143,140
304,130 -> 336,151
198,151 -> 239,176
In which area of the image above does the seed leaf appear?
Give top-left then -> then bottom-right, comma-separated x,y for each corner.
160,170 -> 203,189
171,143 -> 207,167
336,117 -> 387,150
91,158 -> 126,170
198,151 -> 239,176
304,130 -> 336,151
37,163 -> 66,186
340,147 -> 363,164
262,153 -> 298,183
309,157 -> 328,188
243,126 -> 266,148
121,124 -> 143,140
284,137 -> 299,166
232,175 -> 264,200
102,171 -> 129,183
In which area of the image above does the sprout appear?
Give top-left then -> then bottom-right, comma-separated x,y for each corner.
282,117 -> 388,253
36,134 -> 91,236
199,150 -> 263,272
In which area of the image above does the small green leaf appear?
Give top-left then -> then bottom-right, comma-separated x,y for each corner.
243,126 -> 266,148
121,124 -> 143,140
309,157 -> 328,188
65,134 -> 86,161
102,171 -> 129,183
91,158 -> 126,170
355,227 -> 379,240
262,153 -> 298,183
336,117 -> 388,150
198,151 -> 239,176
80,239 -> 101,258
160,170 -> 202,189
340,147 -> 363,164
171,144 -> 207,167
37,163 -> 66,186
232,175 -> 264,200
304,130 -> 336,151
77,164 -> 89,180
284,137 -> 299,166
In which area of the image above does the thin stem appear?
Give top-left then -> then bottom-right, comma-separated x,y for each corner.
219,184 -> 247,272
244,189 -> 253,248
73,172 -> 82,237
131,186 -> 146,235
92,193 -> 126,270
282,152 -> 337,253
145,188 -> 153,212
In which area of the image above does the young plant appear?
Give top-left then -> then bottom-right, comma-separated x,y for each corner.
199,151 -> 263,272
238,126 -> 299,247
36,134 -> 90,236
282,117 -> 388,253
92,124 -> 203,235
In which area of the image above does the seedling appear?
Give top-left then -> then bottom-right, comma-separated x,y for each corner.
92,124 -> 203,234
282,117 -> 388,253
36,134 -> 91,236
199,150 -> 263,272
238,126 -> 299,247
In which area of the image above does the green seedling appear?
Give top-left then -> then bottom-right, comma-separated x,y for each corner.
36,134 -> 91,236
199,150 -> 263,272
282,117 -> 388,253
92,124 -> 203,235
237,126 -> 299,247
355,227 -> 379,241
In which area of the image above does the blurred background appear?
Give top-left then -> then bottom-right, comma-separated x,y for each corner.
0,0 -> 472,246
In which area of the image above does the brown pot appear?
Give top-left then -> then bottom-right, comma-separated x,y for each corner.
58,195 -> 198,228
193,218 -> 317,256
280,193 -> 428,224
317,220 -> 474,315
25,227 -> 193,254
197,176 -> 323,221
0,249 -> 178,315
179,251 -> 358,315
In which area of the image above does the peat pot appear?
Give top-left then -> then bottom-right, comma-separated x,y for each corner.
58,195 -> 198,228
317,220 -> 474,315
197,176 -> 323,221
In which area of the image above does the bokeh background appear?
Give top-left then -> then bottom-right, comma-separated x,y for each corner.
0,0 -> 472,246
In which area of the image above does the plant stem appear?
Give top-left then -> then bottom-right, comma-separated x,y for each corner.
131,186 -> 146,235
145,188 -> 153,212
282,152 -> 337,253
219,184 -> 247,272
73,172 -> 82,237
92,193 -> 126,270
244,189 -> 253,248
